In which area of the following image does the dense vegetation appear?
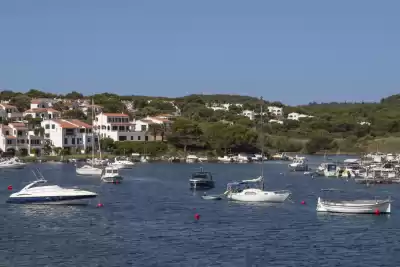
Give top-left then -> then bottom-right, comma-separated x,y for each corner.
2,89 -> 400,155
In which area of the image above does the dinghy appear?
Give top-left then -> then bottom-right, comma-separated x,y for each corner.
202,195 -> 222,200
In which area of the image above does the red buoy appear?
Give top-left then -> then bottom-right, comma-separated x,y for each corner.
97,203 -> 104,208
301,200 -> 306,205
7,185 -> 12,191
375,209 -> 380,215
194,213 -> 200,220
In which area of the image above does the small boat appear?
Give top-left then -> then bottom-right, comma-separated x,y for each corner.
316,189 -> 391,214
225,176 -> 291,202
7,170 -> 97,205
76,165 -> 102,176
288,156 -> 309,172
0,157 -> 26,169
101,166 -> 123,183
189,167 -> 214,189
202,193 -> 222,200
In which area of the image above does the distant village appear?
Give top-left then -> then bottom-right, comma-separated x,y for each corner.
0,96 -> 371,157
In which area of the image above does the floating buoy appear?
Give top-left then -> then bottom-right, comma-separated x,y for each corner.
194,213 -> 200,220
301,200 -> 306,205
97,203 -> 104,208
7,185 -> 12,191
375,209 -> 380,215
115,180 -> 119,184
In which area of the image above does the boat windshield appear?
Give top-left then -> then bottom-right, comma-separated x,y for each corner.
327,164 -> 337,171
112,169 -> 119,174
191,172 -> 212,180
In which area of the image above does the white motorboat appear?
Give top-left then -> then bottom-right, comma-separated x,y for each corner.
101,166 -> 123,183
109,159 -> 135,169
224,98 -> 291,203
0,157 -> 26,169
288,156 -> 308,172
76,164 -> 102,175
7,170 -> 97,205
224,176 -> 291,202
316,197 -> 391,214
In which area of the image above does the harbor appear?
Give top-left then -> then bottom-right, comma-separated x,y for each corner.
1,155 -> 399,266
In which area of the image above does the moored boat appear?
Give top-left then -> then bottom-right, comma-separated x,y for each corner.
189,167 -> 214,189
101,166 -> 123,183
316,197 -> 391,214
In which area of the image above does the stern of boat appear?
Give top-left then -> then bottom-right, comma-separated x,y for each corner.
316,197 -> 328,212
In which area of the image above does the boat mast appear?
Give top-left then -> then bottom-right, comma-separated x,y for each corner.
91,98 -> 95,167
260,96 -> 264,190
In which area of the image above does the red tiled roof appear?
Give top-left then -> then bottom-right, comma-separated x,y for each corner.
6,136 -> 16,139
25,108 -> 60,113
103,113 -> 128,117
69,119 -> 92,128
0,104 -> 17,109
31,99 -> 42,104
52,119 -> 78,129
9,123 -> 27,128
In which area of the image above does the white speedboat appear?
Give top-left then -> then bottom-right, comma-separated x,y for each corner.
109,159 -> 135,169
76,165 -> 103,176
288,156 -> 308,172
101,166 -> 123,183
0,157 -> 26,169
7,179 -> 97,205
316,197 -> 391,214
225,176 -> 291,202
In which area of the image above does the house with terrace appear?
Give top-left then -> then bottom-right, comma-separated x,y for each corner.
0,122 -> 43,156
93,112 -> 148,142
41,119 -> 96,153
0,104 -> 23,122
133,116 -> 173,141
24,108 -> 61,120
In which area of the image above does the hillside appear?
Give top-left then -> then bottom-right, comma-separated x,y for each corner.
1,89 -> 400,155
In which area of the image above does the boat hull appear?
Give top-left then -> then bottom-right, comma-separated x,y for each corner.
101,176 -> 124,183
6,195 -> 97,205
227,189 -> 290,202
76,168 -> 102,176
316,197 -> 391,214
189,180 -> 214,189
289,164 -> 309,172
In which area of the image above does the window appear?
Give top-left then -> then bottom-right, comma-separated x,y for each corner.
45,124 -> 50,129
7,140 -> 12,145
95,138 -> 98,143
80,129 -> 85,133
51,124 -> 55,129
72,138 -> 75,145
145,136 -> 149,141
5,131 -> 9,135
141,125 -> 146,131
137,136 -> 141,141
45,133 -> 50,138
130,136 -> 133,140
64,138 -> 68,145
88,137 -> 91,143
118,136 -> 127,141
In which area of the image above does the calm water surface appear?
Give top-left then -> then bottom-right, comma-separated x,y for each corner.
0,156 -> 399,266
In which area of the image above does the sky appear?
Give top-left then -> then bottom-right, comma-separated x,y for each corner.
0,1 -> 399,105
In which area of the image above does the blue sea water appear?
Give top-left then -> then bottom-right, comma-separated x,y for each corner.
0,157 -> 399,266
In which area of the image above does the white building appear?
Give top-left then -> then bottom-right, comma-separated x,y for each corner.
134,116 -> 173,132
287,112 -> 313,121
0,104 -> 23,122
24,108 -> 61,120
242,110 -> 255,120
0,122 -> 43,155
41,119 -> 95,151
93,113 -> 148,142
267,106 -> 283,117
30,98 -> 55,109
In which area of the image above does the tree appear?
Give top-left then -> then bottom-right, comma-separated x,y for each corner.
167,118 -> 204,153
10,95 -> 30,111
